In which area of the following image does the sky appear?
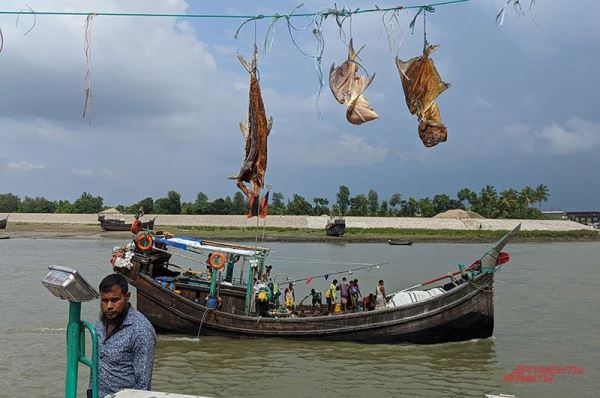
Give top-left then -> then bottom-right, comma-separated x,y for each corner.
0,0 -> 598,210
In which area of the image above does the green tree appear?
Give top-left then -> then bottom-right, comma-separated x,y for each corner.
336,185 -> 351,216
520,186 -> 536,208
208,198 -> 229,214
432,194 -> 453,214
154,191 -> 181,214
0,193 -> 21,212
535,184 -> 550,210
180,202 -> 194,214
270,192 -> 286,215
389,193 -> 402,216
378,200 -> 389,216
349,194 -> 368,216
72,192 -> 103,213
192,192 -> 210,214
231,192 -> 247,215
367,189 -> 379,216
494,189 -> 519,219
475,185 -> 497,218
457,188 -> 477,209
287,194 -> 313,215
313,197 -> 330,216
127,197 -> 154,214
55,200 -> 74,213
21,196 -> 56,213
401,197 -> 419,217
418,197 -> 436,217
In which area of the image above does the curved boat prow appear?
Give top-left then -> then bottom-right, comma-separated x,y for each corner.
480,223 -> 521,268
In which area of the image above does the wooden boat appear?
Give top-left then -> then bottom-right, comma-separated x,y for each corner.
113,224 -> 520,344
325,217 -> 346,237
388,239 -> 413,246
0,235 -> 9,240
0,216 -> 7,230
98,214 -> 156,232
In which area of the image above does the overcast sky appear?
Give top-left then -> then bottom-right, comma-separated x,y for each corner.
1,0 -> 598,210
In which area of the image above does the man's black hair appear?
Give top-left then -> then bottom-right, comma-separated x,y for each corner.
99,273 -> 129,294
332,279 -> 338,284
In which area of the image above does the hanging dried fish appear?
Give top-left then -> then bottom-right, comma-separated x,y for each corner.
329,39 -> 379,125
395,44 -> 450,147
229,47 -> 273,198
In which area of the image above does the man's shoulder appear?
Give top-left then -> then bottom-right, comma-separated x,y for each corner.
128,306 -> 156,336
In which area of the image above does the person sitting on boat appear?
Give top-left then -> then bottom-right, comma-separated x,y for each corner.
325,279 -> 338,314
363,293 -> 376,311
376,280 -> 387,309
284,282 -> 295,311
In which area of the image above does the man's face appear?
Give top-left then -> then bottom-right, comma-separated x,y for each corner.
100,285 -> 130,320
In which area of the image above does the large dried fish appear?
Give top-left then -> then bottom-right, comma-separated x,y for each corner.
229,48 -> 273,197
396,44 -> 450,147
329,39 -> 379,125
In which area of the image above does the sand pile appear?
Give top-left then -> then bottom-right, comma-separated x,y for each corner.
434,209 -> 483,219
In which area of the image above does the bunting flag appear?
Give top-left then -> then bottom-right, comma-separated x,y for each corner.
306,276 -> 313,285
247,193 -> 259,218
259,191 -> 270,219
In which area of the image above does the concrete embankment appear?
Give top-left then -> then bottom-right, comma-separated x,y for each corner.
5,213 -> 594,231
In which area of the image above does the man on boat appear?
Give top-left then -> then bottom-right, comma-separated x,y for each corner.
300,288 -> 323,314
376,279 -> 387,309
89,274 -> 156,398
325,279 -> 338,314
284,282 -> 295,311
338,277 -> 350,312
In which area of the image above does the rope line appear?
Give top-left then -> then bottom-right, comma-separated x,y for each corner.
0,1 -> 471,20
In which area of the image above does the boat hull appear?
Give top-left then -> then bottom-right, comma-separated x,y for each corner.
99,218 -> 155,232
0,218 -> 7,230
125,267 -> 495,344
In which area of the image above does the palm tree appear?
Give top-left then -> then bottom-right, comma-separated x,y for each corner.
494,189 -> 518,219
520,186 -> 536,208
535,184 -> 550,210
478,185 -> 497,218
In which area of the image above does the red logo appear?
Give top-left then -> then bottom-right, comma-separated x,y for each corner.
504,364 -> 584,383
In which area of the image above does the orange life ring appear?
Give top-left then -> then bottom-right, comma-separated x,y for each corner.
208,252 -> 227,270
135,233 -> 153,252
130,219 -> 142,234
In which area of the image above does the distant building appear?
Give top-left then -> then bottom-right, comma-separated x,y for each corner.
563,211 -> 600,225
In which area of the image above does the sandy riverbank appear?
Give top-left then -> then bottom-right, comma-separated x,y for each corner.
2,213 -> 598,242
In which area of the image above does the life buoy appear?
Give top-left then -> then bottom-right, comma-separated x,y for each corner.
208,252 -> 227,270
130,219 -> 142,234
135,233 -> 153,252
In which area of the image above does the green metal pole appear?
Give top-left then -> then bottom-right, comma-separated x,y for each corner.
244,261 -> 256,315
224,255 -> 235,283
209,268 -> 218,296
65,302 -> 81,398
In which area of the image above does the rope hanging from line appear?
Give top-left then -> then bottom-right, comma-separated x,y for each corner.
82,13 -> 96,125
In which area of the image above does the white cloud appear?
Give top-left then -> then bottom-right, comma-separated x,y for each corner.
6,161 -> 45,171
534,118 -> 600,155
72,168 -> 115,177
305,134 -> 389,167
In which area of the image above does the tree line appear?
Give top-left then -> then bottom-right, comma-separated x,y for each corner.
0,184 -> 550,219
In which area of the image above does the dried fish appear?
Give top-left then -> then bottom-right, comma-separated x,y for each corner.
329,39 -> 379,125
396,44 -> 450,147
230,48 -> 273,197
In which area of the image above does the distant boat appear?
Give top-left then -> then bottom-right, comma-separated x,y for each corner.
98,213 -> 156,232
0,235 -> 10,240
325,217 -> 346,237
388,240 -> 413,246
0,215 -> 7,230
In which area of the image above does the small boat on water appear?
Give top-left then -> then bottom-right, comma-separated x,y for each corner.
388,239 -> 413,246
112,224 -> 521,344
0,215 -> 8,230
98,213 -> 156,232
0,235 -> 10,240
325,217 -> 346,237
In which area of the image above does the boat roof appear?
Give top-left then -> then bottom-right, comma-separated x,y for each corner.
153,235 -> 270,257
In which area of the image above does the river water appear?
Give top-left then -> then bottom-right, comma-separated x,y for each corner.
0,238 -> 598,397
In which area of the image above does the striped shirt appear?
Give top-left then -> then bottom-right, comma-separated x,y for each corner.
92,305 -> 156,398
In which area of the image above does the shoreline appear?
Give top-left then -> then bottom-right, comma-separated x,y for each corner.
3,222 -> 599,243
